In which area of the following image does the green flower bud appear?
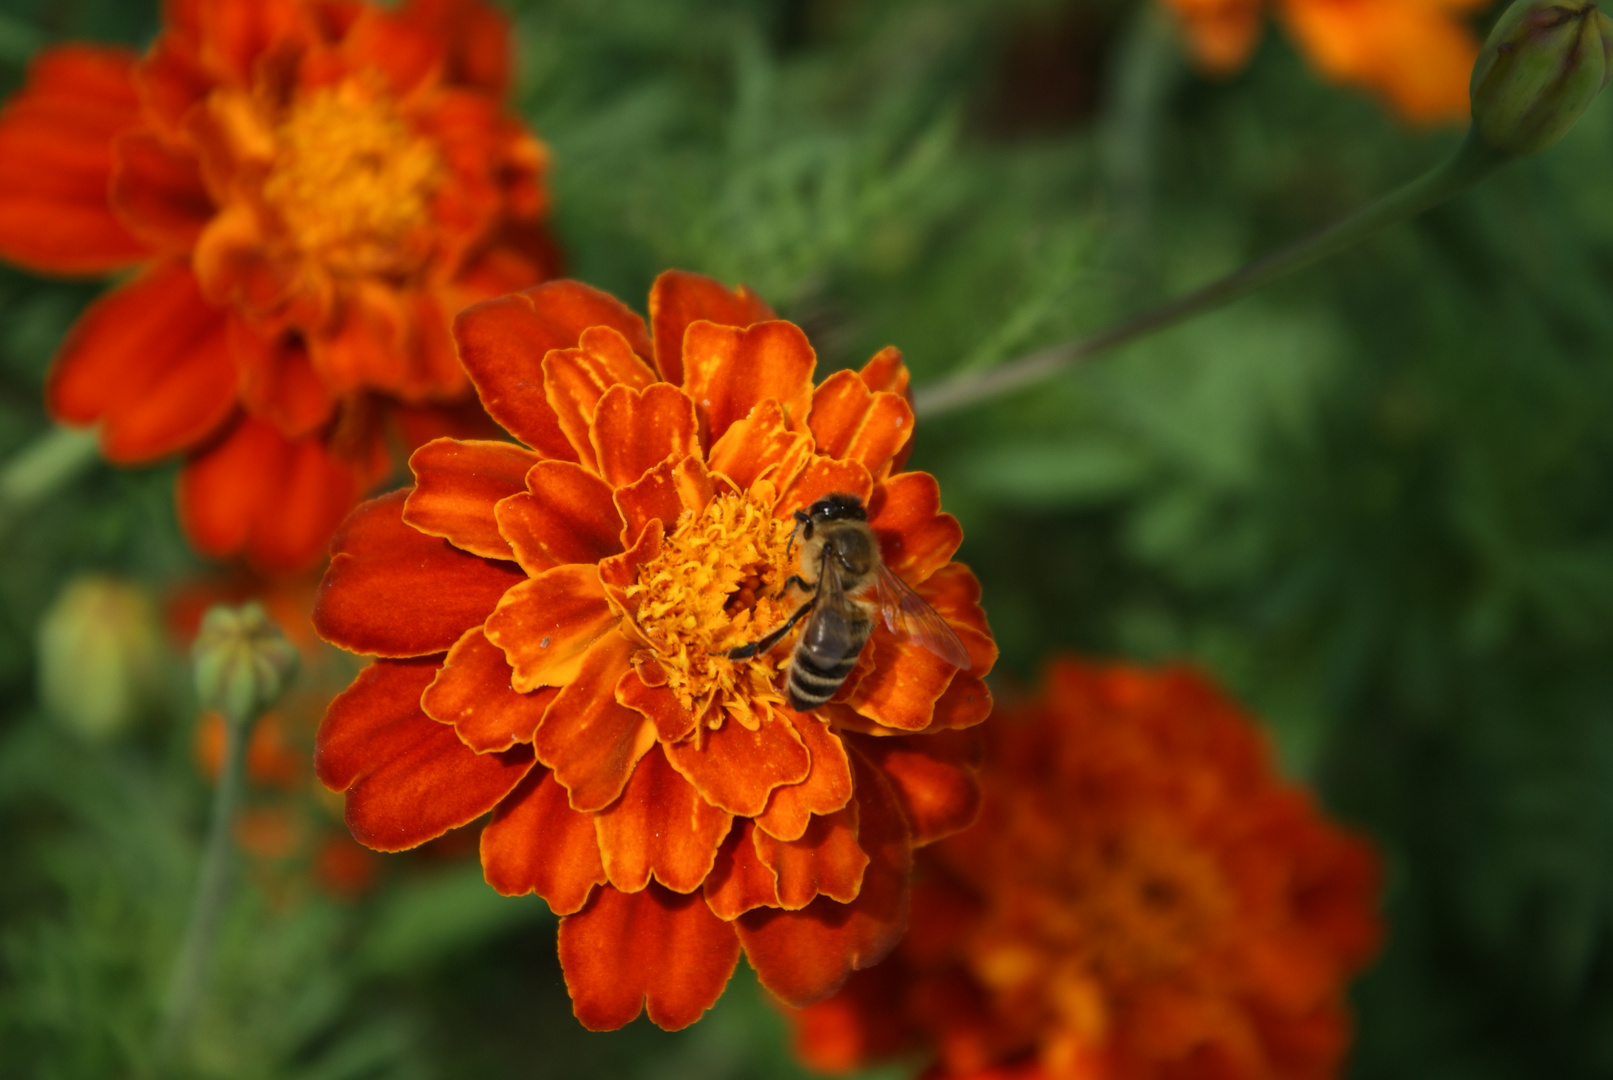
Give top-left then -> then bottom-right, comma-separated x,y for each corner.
192,603 -> 299,727
1471,0 -> 1613,156
38,576 -> 168,741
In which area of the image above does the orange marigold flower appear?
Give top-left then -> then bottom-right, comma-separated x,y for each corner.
310,270 -> 998,1030
0,0 -> 558,570
1163,0 -> 1490,122
786,658 -> 1382,1080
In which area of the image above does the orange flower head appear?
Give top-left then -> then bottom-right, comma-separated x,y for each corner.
1162,0 -> 1492,122
311,270 -> 998,1031
787,658 -> 1382,1080
0,0 -> 559,571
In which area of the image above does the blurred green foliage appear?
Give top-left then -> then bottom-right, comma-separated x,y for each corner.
2,0 -> 1612,1076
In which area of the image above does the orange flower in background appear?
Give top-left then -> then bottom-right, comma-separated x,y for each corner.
1164,0 -> 1490,122
787,659 -> 1381,1080
0,0 -> 557,570
310,269 -> 997,1030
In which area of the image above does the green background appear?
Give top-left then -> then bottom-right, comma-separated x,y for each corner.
3,0 -> 1612,1077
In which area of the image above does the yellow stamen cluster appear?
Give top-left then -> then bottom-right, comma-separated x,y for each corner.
625,492 -> 798,732
262,82 -> 443,279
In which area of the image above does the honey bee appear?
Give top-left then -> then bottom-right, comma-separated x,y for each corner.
726,492 -> 971,710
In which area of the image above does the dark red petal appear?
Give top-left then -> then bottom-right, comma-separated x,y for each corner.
807,370 -> 913,479
591,383 -> 700,489
241,433 -> 368,574
422,626 -> 556,752
736,749 -> 912,1007
398,0 -> 512,93
595,744 -> 732,894
315,658 -> 535,851
613,454 -> 713,549
558,882 -> 741,1030
648,269 -> 774,386
848,729 -> 982,846
532,632 -> 657,812
543,325 -> 658,466
663,709 -> 811,818
776,456 -> 873,519
484,565 -> 617,691
314,489 -> 526,657
703,820 -> 780,920
753,804 -> 869,910
867,471 -> 963,586
404,437 -> 540,561
682,320 -> 816,448
481,766 -> 606,915
108,127 -> 212,253
755,710 -> 855,842
231,321 -> 335,439
494,461 -> 624,575
705,397 -> 811,493
616,666 -> 698,742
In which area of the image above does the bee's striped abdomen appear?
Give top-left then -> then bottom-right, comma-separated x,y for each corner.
786,647 -> 862,710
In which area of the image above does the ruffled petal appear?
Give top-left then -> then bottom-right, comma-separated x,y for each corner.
108,128 -> 212,253
598,518 -> 664,613
591,383 -> 700,489
0,45 -> 149,274
456,282 -> 651,457
315,658 -> 536,851
737,749 -> 912,1007
868,471 -> 963,586
494,460 -> 624,575
47,262 -> 236,462
399,0 -> 512,93
230,320 -> 335,439
480,766 -> 606,915
808,370 -> 913,479
647,269 -> 774,386
663,709 -> 811,818
776,455 -> 873,519
532,632 -> 658,812
483,564 -> 617,692
826,673 -> 993,737
705,397 -> 812,493
682,320 -> 815,447
616,665 -> 698,742
703,819 -> 780,920
314,488 -> 525,656
191,201 -> 299,317
595,744 -> 732,894
558,882 -> 741,1031
404,437 -> 540,561
335,5 -> 441,96
755,710 -> 855,842
543,325 -> 658,467
849,729 -> 982,846
613,454 -> 714,548
241,432 -> 368,573
754,804 -> 869,910
858,347 -> 916,474
422,626 -> 556,751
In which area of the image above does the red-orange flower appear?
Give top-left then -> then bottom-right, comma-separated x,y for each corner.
786,658 -> 1381,1080
1164,0 -> 1490,122
0,0 -> 557,570
310,269 -> 997,1030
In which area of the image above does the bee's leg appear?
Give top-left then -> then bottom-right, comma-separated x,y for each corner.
786,510 -> 811,560
723,598 -> 816,660
774,574 -> 814,600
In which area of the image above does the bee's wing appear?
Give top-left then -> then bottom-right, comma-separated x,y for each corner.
872,563 -> 972,670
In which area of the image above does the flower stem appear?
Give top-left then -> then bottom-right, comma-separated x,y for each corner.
0,425 -> 99,511
156,711 -> 250,1063
912,132 -> 1508,419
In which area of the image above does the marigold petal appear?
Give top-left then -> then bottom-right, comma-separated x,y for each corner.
754,804 -> 869,910
827,674 -> 993,737
599,518 -> 665,612
481,766 -> 606,915
706,398 -> 813,493
241,433 -> 368,573
192,0 -> 317,85
850,729 -> 982,846
703,819 -> 781,920
533,632 -> 658,812
494,461 -> 624,575
316,658 -> 536,851
312,283 -> 461,402
108,127 -> 212,253
337,5 -> 441,96
47,262 -> 235,462
786,962 -> 925,1074
484,565 -> 616,692
613,454 -> 714,548
595,744 -> 732,894
776,455 -> 873,520
231,320 -> 335,439
663,708 -> 811,817
315,488 -> 525,656
616,666 -> 698,742
591,383 -> 700,489
682,319 -> 815,447
868,472 -> 963,586
192,203 -> 300,317
0,45 -> 148,275
808,370 -> 914,479
544,325 -> 658,468
755,709 -> 855,842
558,882 -> 741,1031
400,0 -> 512,93
858,345 -> 911,399
456,282 -> 651,457
737,749 -> 912,1006
423,626 -> 556,752
404,437 -> 539,561
648,269 -> 774,386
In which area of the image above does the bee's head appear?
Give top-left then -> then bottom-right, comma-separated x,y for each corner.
805,492 -> 867,523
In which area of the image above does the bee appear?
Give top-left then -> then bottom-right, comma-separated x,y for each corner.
726,491 -> 971,710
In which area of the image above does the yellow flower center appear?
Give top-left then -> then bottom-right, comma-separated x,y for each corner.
624,492 -> 800,732
262,83 -> 444,279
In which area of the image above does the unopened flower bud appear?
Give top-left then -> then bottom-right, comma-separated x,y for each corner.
192,603 -> 299,727
1471,0 -> 1613,156
38,576 -> 168,741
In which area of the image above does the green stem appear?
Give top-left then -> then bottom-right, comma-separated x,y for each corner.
0,425 -> 99,509
156,712 -> 250,1063
912,132 -> 1507,418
